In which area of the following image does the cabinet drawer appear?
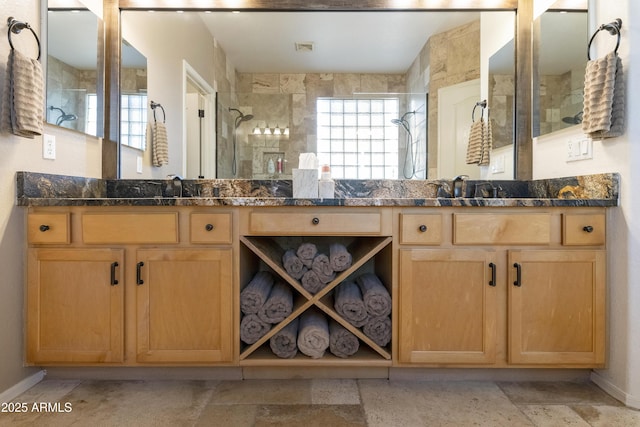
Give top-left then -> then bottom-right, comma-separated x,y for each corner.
399,214 -> 442,245
249,211 -> 382,235
454,213 -> 551,245
82,213 -> 178,244
563,213 -> 605,246
190,213 -> 232,244
27,213 -> 70,244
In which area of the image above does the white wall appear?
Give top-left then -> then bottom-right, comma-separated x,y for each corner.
120,12 -> 216,179
533,0 -> 640,409
0,0 -> 102,395
480,11 -> 516,180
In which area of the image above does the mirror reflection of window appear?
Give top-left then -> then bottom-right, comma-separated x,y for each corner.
120,40 -> 148,150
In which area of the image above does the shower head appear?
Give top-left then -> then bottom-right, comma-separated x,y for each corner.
229,107 -> 254,128
562,111 -> 583,125
399,111 -> 416,121
56,114 -> 77,126
391,111 -> 416,131
49,106 -> 77,126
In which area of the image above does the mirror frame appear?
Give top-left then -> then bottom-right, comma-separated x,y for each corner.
104,0 -> 531,180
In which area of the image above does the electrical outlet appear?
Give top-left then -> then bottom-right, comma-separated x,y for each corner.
43,134 -> 56,160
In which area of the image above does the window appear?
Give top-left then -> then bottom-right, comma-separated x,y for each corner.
85,93 -> 148,151
85,94 -> 98,136
316,98 -> 400,179
121,93 -> 148,150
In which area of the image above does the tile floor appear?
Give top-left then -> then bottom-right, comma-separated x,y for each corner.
1,379 -> 639,426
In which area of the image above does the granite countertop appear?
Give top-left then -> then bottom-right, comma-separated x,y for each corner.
15,172 -> 620,208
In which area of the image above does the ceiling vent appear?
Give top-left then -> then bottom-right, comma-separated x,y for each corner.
295,42 -> 315,52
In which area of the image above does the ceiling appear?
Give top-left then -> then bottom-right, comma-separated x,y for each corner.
198,11 -> 480,74
47,10 -> 587,76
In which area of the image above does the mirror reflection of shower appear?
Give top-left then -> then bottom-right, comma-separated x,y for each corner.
48,106 -> 78,127
392,110 -> 418,179
229,107 -> 254,176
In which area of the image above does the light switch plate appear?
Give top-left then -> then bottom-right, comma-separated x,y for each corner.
136,156 -> 143,174
43,134 -> 56,160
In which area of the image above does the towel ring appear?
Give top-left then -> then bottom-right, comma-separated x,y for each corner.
7,17 -> 41,60
150,101 -> 165,123
472,100 -> 488,122
587,18 -> 622,60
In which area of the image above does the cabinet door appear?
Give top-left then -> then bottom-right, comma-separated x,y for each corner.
398,249 -> 498,364
136,249 -> 234,363
27,248 -> 124,364
508,250 -> 606,365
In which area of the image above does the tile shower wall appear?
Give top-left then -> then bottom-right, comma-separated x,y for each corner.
46,56 -> 96,133
407,19 -> 481,178
215,19 -> 481,180
538,66 -> 584,135
219,73 -> 407,179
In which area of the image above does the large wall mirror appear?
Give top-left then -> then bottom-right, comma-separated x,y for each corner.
46,1 -> 103,137
119,9 -> 516,181
533,1 -> 588,137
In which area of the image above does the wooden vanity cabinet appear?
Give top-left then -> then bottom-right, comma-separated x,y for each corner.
508,249 -> 606,365
26,248 -> 125,364
135,248 -> 234,363
25,207 -> 236,366
396,208 -> 606,368
398,248 -> 498,364
25,205 -> 606,370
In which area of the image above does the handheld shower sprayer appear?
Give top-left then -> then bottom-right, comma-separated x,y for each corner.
228,107 -> 255,176
391,111 -> 418,179
49,106 -> 78,126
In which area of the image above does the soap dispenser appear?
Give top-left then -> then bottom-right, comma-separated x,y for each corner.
318,164 -> 335,198
267,158 -> 276,174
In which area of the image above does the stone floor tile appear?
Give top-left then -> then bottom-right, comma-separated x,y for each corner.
571,404 -> 640,426
28,380 -> 212,427
310,379 -> 360,405
195,403 -> 259,427
9,379 -> 81,403
359,380 -> 533,427
519,405 -> 591,426
208,379 -> 312,405
0,380 -> 82,427
498,381 -> 622,406
253,404 -> 366,427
